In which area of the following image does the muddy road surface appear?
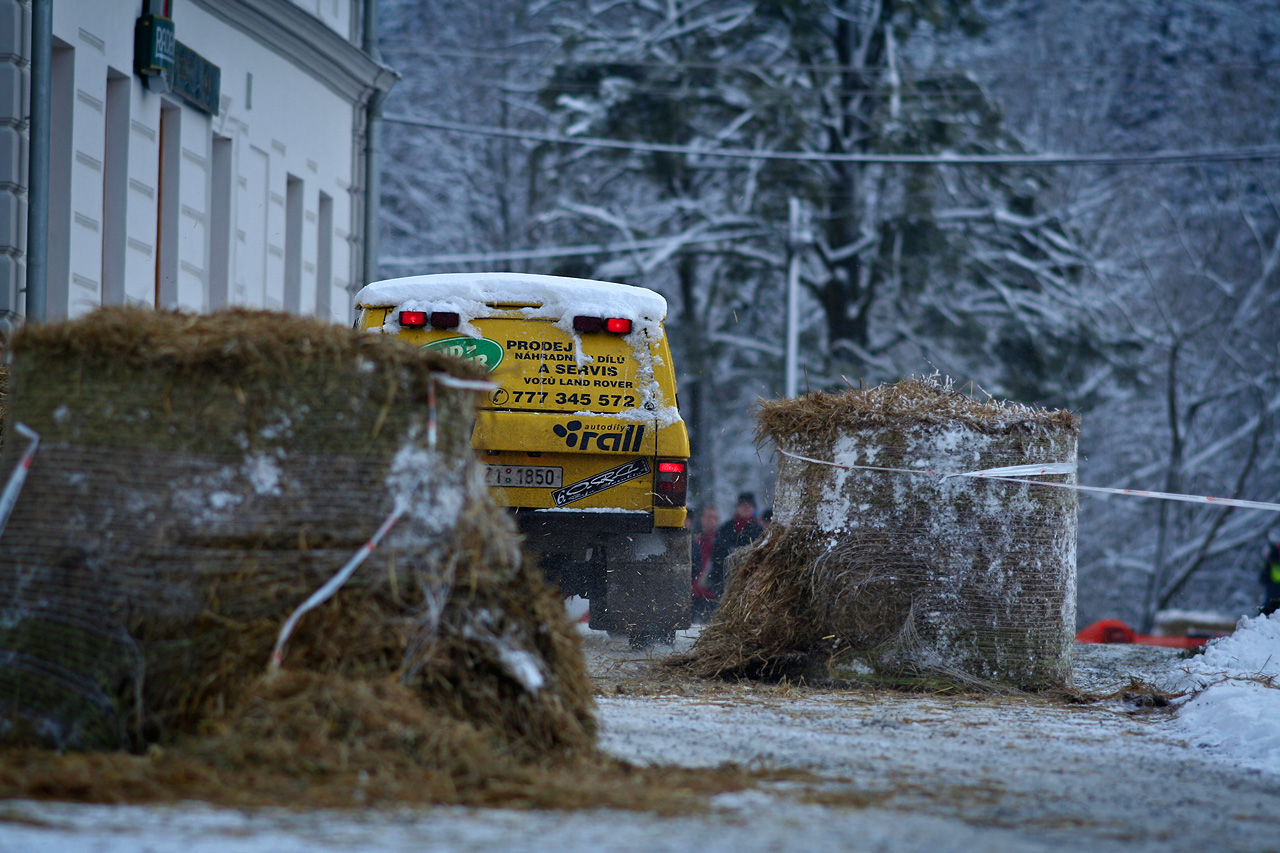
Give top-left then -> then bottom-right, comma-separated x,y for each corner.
3,627 -> 1279,853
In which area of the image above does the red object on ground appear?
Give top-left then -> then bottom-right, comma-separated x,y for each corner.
1075,618 -> 1211,649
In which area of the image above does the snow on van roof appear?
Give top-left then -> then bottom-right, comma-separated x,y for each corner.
355,273 -> 667,320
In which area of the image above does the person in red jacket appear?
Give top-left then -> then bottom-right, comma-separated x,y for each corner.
709,491 -> 766,599
690,505 -> 720,622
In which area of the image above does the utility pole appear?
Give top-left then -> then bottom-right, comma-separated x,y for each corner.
362,0 -> 385,290
784,197 -> 806,397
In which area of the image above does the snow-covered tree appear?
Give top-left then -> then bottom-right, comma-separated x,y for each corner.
529,0 -> 1123,501
1074,164 -> 1280,630
379,0 -> 551,274
947,0 -> 1280,625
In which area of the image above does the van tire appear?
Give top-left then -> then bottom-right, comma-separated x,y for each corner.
596,527 -> 691,646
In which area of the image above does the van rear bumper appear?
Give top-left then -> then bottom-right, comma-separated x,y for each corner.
513,508 -> 654,538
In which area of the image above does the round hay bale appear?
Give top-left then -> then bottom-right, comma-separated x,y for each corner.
0,307 -> 593,758
691,375 -> 1080,691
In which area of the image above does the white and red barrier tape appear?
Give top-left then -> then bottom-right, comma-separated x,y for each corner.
777,449 -> 1280,514
0,423 -> 40,540
269,481 -> 418,672
270,373 -> 495,672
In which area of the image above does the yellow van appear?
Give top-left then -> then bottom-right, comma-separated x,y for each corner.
355,273 -> 691,645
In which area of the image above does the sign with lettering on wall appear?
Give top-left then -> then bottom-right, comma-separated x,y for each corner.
134,13 -> 175,93
172,42 -> 221,115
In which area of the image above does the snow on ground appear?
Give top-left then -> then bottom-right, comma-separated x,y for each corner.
2,617 -> 1279,852
1161,610 -> 1280,775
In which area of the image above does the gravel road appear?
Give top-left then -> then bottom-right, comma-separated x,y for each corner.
581,628 -> 1280,853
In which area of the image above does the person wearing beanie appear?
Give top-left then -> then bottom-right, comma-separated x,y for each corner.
708,491 -> 765,598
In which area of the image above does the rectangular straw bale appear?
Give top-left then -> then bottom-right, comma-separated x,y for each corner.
0,308 -> 488,748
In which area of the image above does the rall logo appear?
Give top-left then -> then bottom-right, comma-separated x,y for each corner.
421,336 -> 504,372
553,420 -> 646,453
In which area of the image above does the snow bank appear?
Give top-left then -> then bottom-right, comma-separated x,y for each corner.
1166,611 -> 1280,775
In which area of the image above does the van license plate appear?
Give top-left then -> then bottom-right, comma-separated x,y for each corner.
486,465 -> 564,488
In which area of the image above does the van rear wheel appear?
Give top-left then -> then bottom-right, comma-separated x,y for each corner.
593,528 -> 691,648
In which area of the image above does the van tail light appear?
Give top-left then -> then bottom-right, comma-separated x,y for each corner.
655,459 -> 688,507
573,316 -> 632,334
399,311 -> 460,329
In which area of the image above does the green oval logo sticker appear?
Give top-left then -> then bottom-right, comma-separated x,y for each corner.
422,336 -> 504,372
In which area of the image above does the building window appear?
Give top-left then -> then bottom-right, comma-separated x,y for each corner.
47,41 -> 74,319
102,70 -> 130,306
209,134 -> 232,307
156,102 -> 181,308
284,174 -> 303,312
315,191 -> 333,320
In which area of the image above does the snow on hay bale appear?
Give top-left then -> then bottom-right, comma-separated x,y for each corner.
0,307 -> 594,763
689,375 -> 1080,691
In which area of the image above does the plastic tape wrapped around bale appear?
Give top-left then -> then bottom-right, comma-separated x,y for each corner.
0,307 -> 594,755
695,375 -> 1080,692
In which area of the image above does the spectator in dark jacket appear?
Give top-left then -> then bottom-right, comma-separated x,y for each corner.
1262,541 -> 1280,615
709,492 -> 765,597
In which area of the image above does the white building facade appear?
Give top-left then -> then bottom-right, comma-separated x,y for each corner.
0,0 -> 394,325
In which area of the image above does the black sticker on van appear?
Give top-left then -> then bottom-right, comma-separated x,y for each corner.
553,420 -> 646,453
552,458 -> 650,507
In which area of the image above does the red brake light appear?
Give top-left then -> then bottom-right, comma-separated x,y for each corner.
573,316 -> 603,333
654,459 -> 688,506
430,311 -> 460,328
399,311 -> 427,327
605,317 -> 632,334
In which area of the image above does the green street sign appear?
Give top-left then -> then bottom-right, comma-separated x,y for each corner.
134,14 -> 175,77
422,336 -> 504,372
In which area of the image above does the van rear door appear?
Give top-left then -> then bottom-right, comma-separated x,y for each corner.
462,313 -> 659,513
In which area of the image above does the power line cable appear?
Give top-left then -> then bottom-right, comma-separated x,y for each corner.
399,75 -> 1234,101
381,43 -> 1280,75
382,228 -> 769,267
384,112 -> 1280,166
